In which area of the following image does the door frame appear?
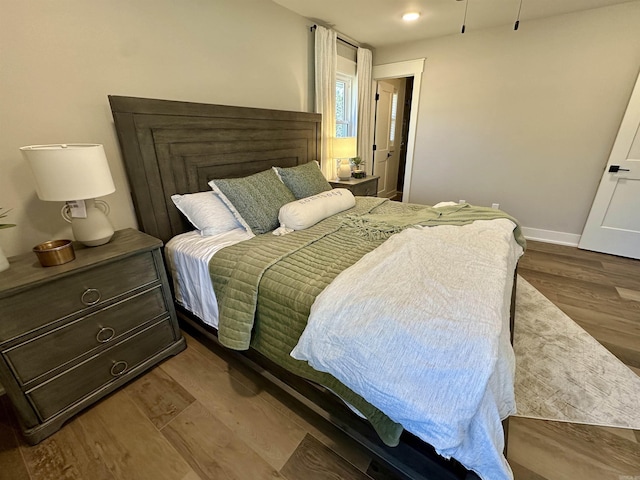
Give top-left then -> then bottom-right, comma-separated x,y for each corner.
372,58 -> 425,202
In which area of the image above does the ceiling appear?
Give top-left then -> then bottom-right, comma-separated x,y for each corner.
271,0 -> 636,48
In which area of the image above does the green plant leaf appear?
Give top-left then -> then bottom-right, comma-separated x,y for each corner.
0,208 -> 15,227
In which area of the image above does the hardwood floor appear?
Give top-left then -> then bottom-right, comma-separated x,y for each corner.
513,240 -> 640,480
1,240 -> 639,480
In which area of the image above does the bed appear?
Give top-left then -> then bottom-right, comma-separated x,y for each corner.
108,95 -> 522,480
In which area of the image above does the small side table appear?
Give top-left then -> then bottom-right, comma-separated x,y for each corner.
0,228 -> 186,444
329,176 -> 379,196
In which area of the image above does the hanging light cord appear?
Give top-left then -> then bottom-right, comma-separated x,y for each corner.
514,0 -> 523,30
461,0 -> 469,33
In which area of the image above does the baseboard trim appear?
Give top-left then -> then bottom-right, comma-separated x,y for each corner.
521,227 -> 581,247
383,190 -> 398,200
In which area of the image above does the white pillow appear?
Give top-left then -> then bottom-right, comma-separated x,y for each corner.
171,191 -> 245,236
278,189 -> 355,231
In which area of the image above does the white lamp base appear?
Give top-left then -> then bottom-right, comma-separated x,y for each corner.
337,159 -> 352,180
63,199 -> 114,247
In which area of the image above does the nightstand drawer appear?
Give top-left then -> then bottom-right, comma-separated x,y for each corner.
351,181 -> 378,196
0,252 -> 158,343
4,286 -> 168,386
27,318 -> 175,421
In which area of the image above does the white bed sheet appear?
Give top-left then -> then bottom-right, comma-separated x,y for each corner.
165,228 -> 252,328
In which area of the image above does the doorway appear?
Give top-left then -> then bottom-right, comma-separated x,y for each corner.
372,77 -> 413,201
372,58 -> 425,202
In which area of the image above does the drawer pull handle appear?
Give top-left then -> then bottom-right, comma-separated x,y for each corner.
110,361 -> 129,377
81,288 -> 101,306
96,327 -> 116,343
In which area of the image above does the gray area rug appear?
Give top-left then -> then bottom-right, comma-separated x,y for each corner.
513,275 -> 640,429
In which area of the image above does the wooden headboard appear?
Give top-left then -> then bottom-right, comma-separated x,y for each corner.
109,96 -> 322,243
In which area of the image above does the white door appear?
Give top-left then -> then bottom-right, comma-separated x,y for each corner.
373,81 -> 396,198
579,72 -> 640,259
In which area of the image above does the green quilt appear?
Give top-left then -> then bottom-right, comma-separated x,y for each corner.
209,198 -> 523,446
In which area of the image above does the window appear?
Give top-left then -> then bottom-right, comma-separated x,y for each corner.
389,90 -> 398,146
336,72 -> 355,138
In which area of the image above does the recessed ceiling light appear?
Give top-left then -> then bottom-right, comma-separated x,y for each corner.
402,12 -> 420,22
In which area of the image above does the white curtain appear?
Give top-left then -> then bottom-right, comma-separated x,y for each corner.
356,47 -> 373,175
314,25 -> 337,180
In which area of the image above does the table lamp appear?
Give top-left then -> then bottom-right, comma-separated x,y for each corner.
332,137 -> 357,181
21,144 -> 116,246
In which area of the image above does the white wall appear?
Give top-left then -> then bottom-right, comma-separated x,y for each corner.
374,2 -> 640,240
0,0 -> 312,256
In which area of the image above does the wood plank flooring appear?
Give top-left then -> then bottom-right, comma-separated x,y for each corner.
513,240 -> 640,480
1,240 -> 639,480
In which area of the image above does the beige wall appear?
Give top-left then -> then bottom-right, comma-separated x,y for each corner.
0,0 -> 311,256
374,2 -> 640,239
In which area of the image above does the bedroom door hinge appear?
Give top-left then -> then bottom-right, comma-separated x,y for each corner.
375,93 -> 380,101
373,144 -> 377,151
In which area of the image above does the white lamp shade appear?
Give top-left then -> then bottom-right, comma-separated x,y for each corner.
332,137 -> 357,159
21,144 -> 115,201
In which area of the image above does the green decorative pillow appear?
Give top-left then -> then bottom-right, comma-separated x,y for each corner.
273,161 -> 332,199
209,169 -> 296,235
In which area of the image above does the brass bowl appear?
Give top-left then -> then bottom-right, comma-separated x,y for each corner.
33,240 -> 75,267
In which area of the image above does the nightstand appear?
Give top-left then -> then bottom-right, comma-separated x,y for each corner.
0,228 -> 186,444
329,176 -> 379,196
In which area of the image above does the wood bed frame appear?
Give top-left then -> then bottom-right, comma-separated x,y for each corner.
109,95 -> 511,480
